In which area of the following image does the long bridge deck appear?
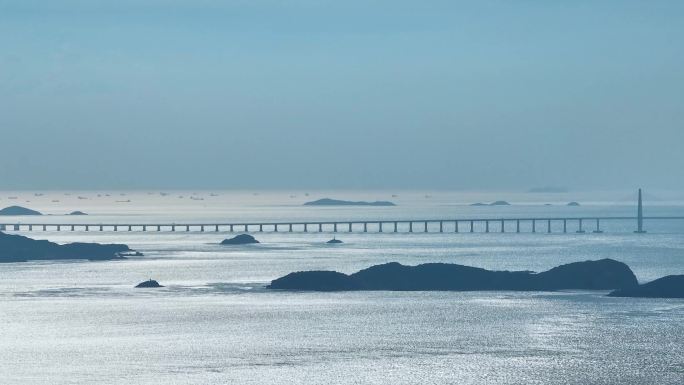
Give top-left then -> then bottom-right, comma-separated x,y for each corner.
2,216 -> 683,234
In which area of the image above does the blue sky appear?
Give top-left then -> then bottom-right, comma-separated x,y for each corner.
1,1 -> 682,190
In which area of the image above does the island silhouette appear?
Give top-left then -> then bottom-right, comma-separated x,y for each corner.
0,231 -> 137,263
0,206 -> 42,216
220,234 -> 259,245
268,259 -> 638,292
304,198 -> 396,206
608,275 -> 684,298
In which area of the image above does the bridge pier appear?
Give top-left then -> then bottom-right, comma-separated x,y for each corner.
129,225 -> 133,232
593,219 -> 603,233
1,224 -> 6,231
260,224 -> 264,232
289,224 -> 293,232
29,225 -> 33,231
501,220 -> 505,233
274,224 -> 278,232
424,221 -> 428,233
379,222 -> 383,233
157,225 -> 161,231
532,220 -> 536,233
577,219 -> 585,233
439,221 -> 443,233
244,224 -> 249,232
409,222 -> 413,233
516,220 -> 520,233
230,225 -> 234,232
547,220 -> 551,233
455,220 -> 459,233
215,225 -> 219,232
470,221 -> 474,233
394,222 -> 398,232
364,223 -> 368,233
186,225 -> 190,232
563,220 -> 567,233
99,225 -> 103,231
348,223 -> 352,232
485,221 -> 489,233
334,223 -> 337,232
304,224 -> 308,232
14,224 -> 20,231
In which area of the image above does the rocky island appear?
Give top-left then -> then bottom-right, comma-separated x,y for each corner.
608,275 -> 684,298
135,279 -> 164,288
0,206 -> 42,216
268,259 -> 638,292
304,198 -> 396,207
68,211 -> 88,215
220,234 -> 259,245
0,231 -> 136,263
326,238 -> 343,244
470,201 -> 511,206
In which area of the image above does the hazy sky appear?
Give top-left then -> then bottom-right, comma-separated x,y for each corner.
1,1 -> 682,190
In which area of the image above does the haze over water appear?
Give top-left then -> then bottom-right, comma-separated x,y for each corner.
1,190 -> 684,384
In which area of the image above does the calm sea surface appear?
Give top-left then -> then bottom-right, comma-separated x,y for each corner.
1,190 -> 683,384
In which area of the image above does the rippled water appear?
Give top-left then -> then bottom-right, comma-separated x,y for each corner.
1,191 -> 684,384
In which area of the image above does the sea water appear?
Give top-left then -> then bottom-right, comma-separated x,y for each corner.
1,190 -> 683,384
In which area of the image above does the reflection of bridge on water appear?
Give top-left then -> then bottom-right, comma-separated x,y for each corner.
1,189 -> 679,234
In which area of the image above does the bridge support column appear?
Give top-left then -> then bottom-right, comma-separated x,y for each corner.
42,225 -> 46,231
99,225 -> 103,231
593,219 -> 603,233
409,222 -> 413,233
215,225 -> 219,232
129,225 -> 132,232
157,225 -> 161,231
485,221 -> 489,233
516,220 -> 520,233
424,221 -> 428,232
274,224 -> 278,232
143,225 -> 147,231
57,225 -> 61,231
318,223 -> 322,232
532,220 -> 536,233
455,221 -> 459,233
547,220 -> 551,233
1,224 -> 6,231
439,221 -> 443,233
29,225 -> 33,231
577,219 -> 585,233
304,224 -> 308,232
501,219 -> 505,233
563,220 -> 567,233
201,225 -> 205,232
289,224 -> 293,232
394,222 -> 398,232
14,224 -> 20,231
172,225 -> 176,232
364,223 -> 368,233
186,225 -> 190,232
334,223 -> 337,232
470,221 -> 474,233
379,222 -> 383,233
244,224 -> 248,232
348,223 -> 352,232
230,225 -> 234,232
260,224 -> 264,232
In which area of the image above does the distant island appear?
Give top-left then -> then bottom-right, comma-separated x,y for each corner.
0,206 -> 42,216
268,259 -> 637,292
608,275 -> 684,298
567,202 -> 581,207
135,279 -> 164,288
68,211 -> 88,215
0,231 -> 136,263
304,198 -> 396,207
470,201 -> 511,206
221,234 -> 259,245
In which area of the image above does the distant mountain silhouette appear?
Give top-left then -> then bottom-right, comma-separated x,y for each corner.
567,202 -> 581,206
0,231 -> 134,263
471,201 -> 511,206
0,206 -> 42,216
268,259 -> 638,292
304,198 -> 396,206
68,211 -> 88,215
608,275 -> 684,298
135,279 -> 164,288
220,234 -> 259,245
